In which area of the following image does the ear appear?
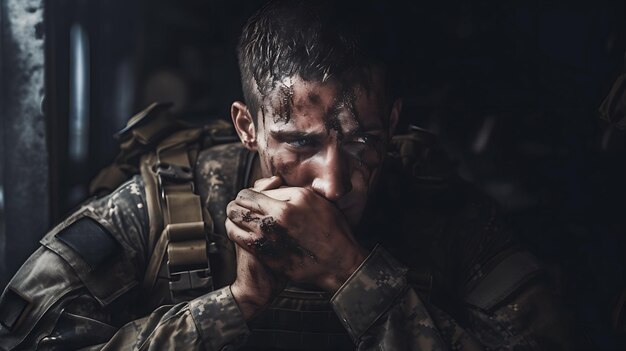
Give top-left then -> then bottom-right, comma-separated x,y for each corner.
231,101 -> 257,151
388,98 -> 402,137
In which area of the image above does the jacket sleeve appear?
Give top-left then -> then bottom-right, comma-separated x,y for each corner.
0,177 -> 250,350
460,252 -> 573,350
331,245 -> 571,351
452,198 -> 573,350
331,245 -> 483,351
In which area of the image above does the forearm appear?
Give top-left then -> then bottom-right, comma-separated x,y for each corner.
99,287 -> 249,351
1,269 -> 249,351
0,239 -> 250,350
331,245 -> 451,350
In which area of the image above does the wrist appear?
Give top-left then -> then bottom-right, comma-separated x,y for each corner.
230,282 -> 268,321
323,246 -> 368,294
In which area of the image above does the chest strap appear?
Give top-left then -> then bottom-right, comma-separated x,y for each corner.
138,128 -> 215,302
157,129 -> 215,302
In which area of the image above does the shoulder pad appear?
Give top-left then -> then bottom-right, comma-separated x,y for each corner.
464,251 -> 542,311
55,217 -> 119,270
116,102 -> 176,143
40,209 -> 138,306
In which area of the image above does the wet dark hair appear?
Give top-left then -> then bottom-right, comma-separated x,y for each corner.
237,0 -> 396,120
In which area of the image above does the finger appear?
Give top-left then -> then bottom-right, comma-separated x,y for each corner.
253,176 -> 283,192
226,217 -> 263,249
227,202 -> 263,233
260,187 -> 309,202
227,218 -> 291,264
227,199 -> 263,219
234,188 -> 285,213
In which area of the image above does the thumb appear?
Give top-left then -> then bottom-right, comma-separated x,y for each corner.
253,175 -> 283,192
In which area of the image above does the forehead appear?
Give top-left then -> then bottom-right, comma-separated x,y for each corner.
261,74 -> 388,132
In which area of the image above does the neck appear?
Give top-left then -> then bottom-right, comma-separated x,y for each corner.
247,151 -> 263,187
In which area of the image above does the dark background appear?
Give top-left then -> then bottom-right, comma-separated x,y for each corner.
2,0 -> 626,348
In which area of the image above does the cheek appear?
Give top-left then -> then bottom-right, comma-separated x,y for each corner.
350,150 -> 385,196
358,148 -> 383,170
349,161 -> 373,194
266,150 -> 308,184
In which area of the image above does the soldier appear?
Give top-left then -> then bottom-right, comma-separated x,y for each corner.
0,1 -> 571,350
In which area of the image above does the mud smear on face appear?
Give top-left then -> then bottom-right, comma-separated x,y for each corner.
324,87 -> 360,143
276,153 -> 301,177
342,89 -> 359,124
324,110 -> 344,143
268,151 -> 301,179
308,91 -> 321,105
251,217 -> 316,263
273,84 -> 294,124
259,105 -> 266,126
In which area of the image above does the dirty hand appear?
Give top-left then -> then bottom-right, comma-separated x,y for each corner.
229,177 -> 286,320
226,177 -> 368,293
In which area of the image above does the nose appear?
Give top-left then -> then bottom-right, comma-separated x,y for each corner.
310,146 -> 352,202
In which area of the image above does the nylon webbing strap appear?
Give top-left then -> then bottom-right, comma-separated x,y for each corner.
155,130 -> 213,302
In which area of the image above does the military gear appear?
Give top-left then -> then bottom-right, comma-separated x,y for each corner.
91,102 -> 239,303
0,114 -> 572,349
55,217 -> 121,270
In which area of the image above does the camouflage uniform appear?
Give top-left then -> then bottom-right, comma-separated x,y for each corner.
0,140 -> 571,350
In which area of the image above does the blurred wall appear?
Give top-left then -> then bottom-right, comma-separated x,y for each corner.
0,0 -> 47,287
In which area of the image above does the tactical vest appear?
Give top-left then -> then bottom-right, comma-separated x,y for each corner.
194,143 -> 355,351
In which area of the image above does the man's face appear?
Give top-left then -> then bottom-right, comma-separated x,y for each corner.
236,74 -> 399,228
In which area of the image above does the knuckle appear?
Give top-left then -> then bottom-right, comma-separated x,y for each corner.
237,191 -> 247,200
226,202 -> 236,217
297,187 -> 314,202
227,208 -> 242,221
296,187 -> 308,198
279,202 -> 294,217
238,189 -> 253,200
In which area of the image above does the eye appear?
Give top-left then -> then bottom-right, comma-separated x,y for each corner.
355,135 -> 370,144
354,134 -> 381,145
343,133 -> 382,157
286,138 -> 318,149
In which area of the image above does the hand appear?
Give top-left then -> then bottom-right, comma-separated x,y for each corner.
228,177 -> 285,320
226,182 -> 368,293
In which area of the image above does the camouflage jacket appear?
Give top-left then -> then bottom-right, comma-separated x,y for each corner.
0,142 -> 571,350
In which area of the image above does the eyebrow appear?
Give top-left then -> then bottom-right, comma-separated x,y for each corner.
343,127 -> 385,139
269,130 -> 325,143
270,128 -> 386,142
